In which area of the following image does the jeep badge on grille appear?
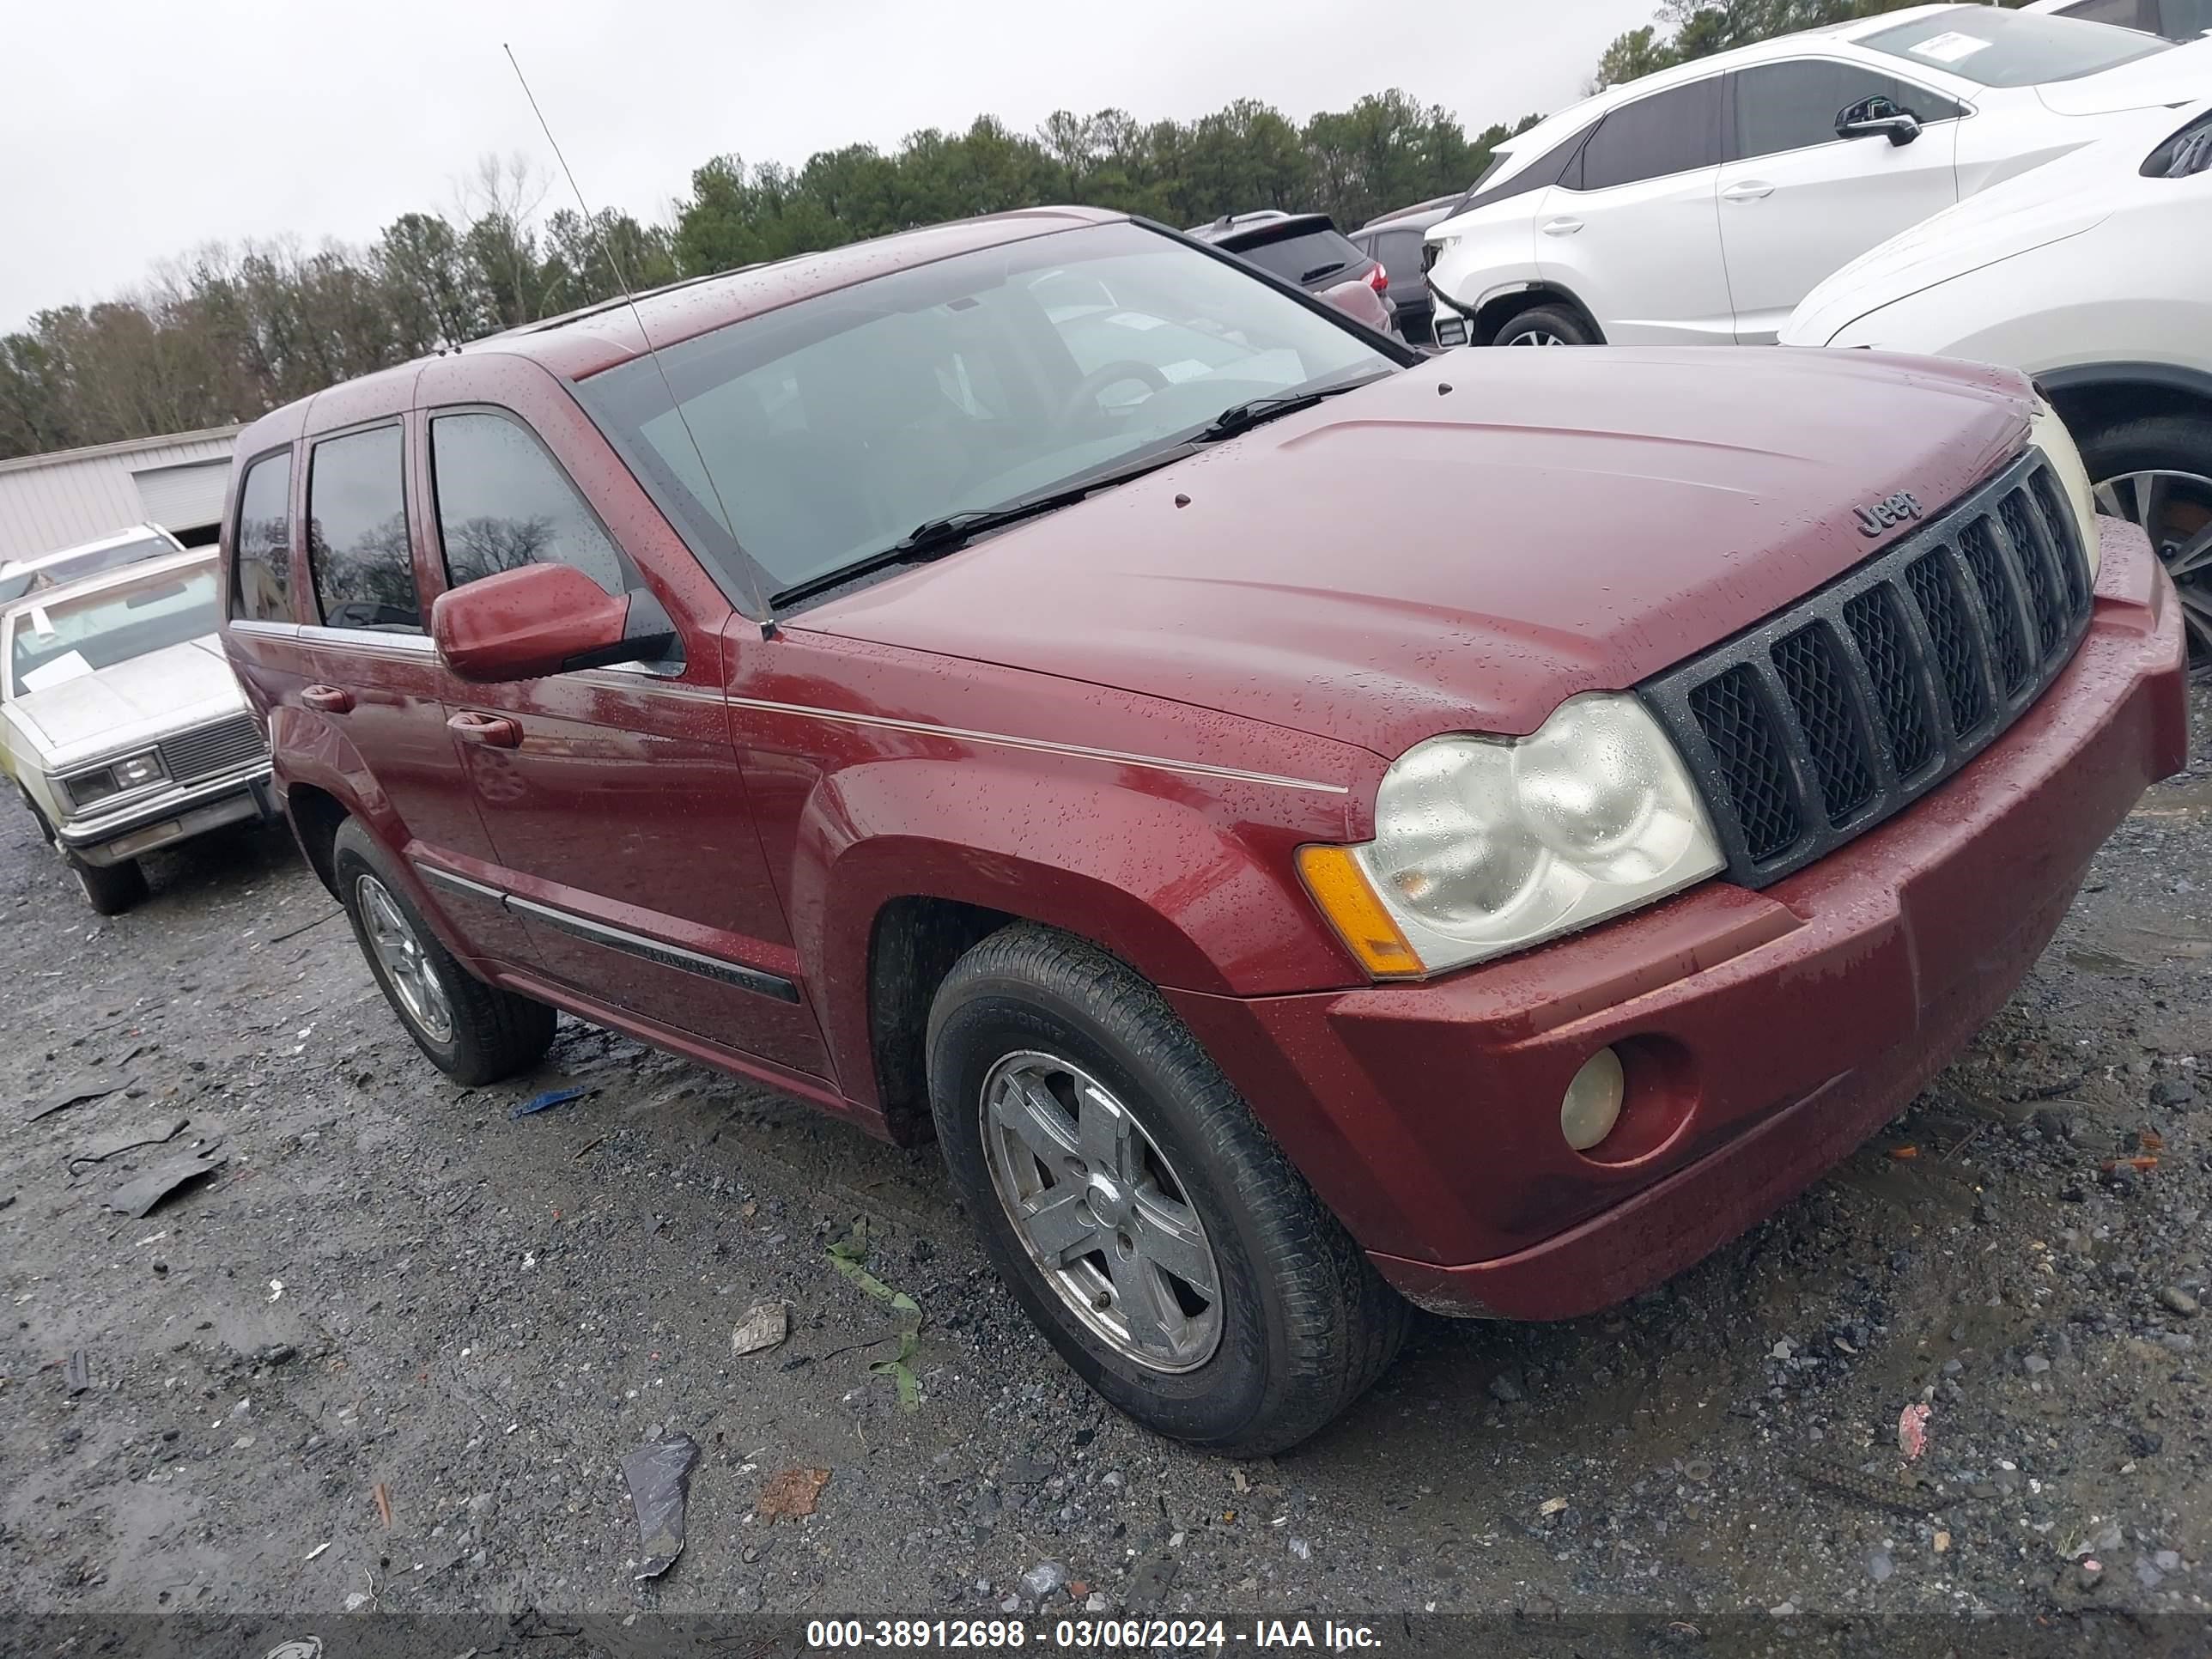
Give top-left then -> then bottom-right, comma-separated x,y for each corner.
1853,492 -> 1923,538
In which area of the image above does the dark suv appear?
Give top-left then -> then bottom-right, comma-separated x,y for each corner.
1185,210 -> 1395,334
222,205 -> 2187,1454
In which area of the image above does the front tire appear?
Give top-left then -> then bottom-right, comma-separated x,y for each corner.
927,924 -> 1407,1455
2075,409 -> 2212,670
1489,302 -> 1597,347
332,818 -> 556,1085
70,853 -> 147,915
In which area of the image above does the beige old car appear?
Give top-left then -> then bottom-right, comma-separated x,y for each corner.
1,548 -> 275,913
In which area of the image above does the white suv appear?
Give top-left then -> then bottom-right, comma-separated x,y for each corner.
1424,3 -> 2211,349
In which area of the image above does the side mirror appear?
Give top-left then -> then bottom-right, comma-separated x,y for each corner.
1837,96 -> 1922,147
431,563 -> 676,683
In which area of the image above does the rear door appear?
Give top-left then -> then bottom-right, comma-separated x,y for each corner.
289,416 -> 538,964
1533,74 -> 1733,343
414,368 -> 830,1081
1716,58 -> 1964,341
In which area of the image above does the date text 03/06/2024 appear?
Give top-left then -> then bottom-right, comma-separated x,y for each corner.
804,1619 -> 1384,1650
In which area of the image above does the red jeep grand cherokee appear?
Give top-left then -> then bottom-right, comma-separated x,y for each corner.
220,207 -> 2188,1454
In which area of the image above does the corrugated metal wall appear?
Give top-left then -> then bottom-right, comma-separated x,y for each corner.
0,428 -> 240,562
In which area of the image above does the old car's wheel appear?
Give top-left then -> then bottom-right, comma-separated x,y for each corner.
69,853 -> 147,915
331,819 -> 556,1085
1490,303 -> 1596,347
2075,410 -> 2212,671
927,923 -> 1407,1455
16,784 -> 55,845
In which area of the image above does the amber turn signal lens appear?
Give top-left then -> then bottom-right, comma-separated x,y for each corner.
1297,845 -> 1425,977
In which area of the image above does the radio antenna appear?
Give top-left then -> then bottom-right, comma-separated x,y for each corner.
502,44 -> 768,623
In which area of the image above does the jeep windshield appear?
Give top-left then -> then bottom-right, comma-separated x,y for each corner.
4,566 -> 219,699
578,220 -> 1396,607
1857,6 -> 2170,86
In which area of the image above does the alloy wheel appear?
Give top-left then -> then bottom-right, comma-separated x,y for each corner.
2094,469 -> 2212,669
356,874 -> 455,1042
979,1050 -> 1223,1373
1504,330 -> 1567,346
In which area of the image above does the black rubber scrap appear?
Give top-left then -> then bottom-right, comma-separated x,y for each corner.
23,1073 -> 125,1127
103,1148 -> 228,1219
1790,1457 -> 1944,1516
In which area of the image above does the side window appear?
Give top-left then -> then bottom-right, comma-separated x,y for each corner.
307,425 -> 420,633
2055,0 -> 2153,25
230,450 -> 293,623
2160,0 -> 2212,34
1461,125 -> 1594,212
1575,77 -> 1723,191
1731,61 -> 1966,161
429,412 -> 628,596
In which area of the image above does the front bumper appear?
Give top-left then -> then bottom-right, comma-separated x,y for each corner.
58,764 -> 279,866
1169,517 -> 2189,1319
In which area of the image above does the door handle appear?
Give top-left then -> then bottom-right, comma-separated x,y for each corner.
1721,180 -> 1775,202
1540,216 -> 1584,236
447,711 -> 522,749
301,684 -> 354,714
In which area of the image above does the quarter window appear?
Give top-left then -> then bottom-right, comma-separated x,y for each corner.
230,451 -> 293,623
307,425 -> 420,633
1730,61 -> 1966,161
429,412 -> 628,597
2052,0 -> 2154,25
1575,78 -> 1723,191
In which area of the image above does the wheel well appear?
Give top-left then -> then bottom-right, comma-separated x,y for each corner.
866,896 -> 1012,1145
1472,286 -> 1601,347
2045,377 -> 2212,445
287,783 -> 348,897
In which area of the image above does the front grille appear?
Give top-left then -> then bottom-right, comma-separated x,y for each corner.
1640,448 -> 2093,887
161,714 -> 266,783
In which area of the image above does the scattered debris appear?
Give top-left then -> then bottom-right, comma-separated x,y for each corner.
1868,1547 -> 1894,1583
64,1350 -> 90,1394
1790,1459 -> 1941,1516
731,1302 -> 789,1356
1889,1145 -> 1919,1160
267,1279 -> 285,1303
104,1147 -> 228,1218
1934,1531 -> 1951,1554
826,1223 -> 922,1410
343,1591 -> 372,1613
2160,1285 -> 2200,1318
372,1482 -> 393,1530
304,1540 -> 331,1561
757,1465 -> 830,1522
570,1133 -> 606,1161
67,1116 -> 189,1170
2101,1156 -> 2159,1176
510,1086 -> 588,1120
623,1434 -> 701,1577
1538,1496 -> 1569,1516
1898,1402 -> 1931,1462
1020,1560 -> 1068,1598
23,1072 -> 125,1126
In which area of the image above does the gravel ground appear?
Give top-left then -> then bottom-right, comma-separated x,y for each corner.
3,684 -> 2209,1638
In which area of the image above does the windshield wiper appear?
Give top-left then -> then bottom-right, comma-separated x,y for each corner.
1194,374 -> 1383,444
768,451 -> 1192,608
1299,261 -> 1349,283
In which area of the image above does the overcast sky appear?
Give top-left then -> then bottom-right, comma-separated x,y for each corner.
3,0 -> 1653,331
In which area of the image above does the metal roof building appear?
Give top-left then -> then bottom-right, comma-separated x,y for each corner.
0,424 -> 240,564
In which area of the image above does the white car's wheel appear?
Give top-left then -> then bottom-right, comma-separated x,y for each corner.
2077,410 -> 2212,671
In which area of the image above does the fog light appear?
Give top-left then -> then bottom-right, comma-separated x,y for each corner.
1560,1048 -> 1626,1152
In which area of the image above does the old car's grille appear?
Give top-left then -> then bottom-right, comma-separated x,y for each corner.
1639,448 -> 2093,887
160,714 -> 267,783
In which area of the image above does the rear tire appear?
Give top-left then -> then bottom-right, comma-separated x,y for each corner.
70,854 -> 147,915
332,818 -> 556,1085
1489,303 -> 1597,347
927,923 -> 1407,1455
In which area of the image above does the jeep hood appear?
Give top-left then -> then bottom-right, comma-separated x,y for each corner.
798,350 -> 2032,757
2036,35 -> 2212,117
8,636 -> 245,766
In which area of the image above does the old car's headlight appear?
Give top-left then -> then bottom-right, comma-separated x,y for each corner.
63,748 -> 166,809
1299,694 -> 1724,976
2031,398 -> 2100,580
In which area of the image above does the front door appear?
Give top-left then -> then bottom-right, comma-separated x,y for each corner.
1717,58 -> 1963,342
414,394 -> 831,1080
1534,73 -> 1733,343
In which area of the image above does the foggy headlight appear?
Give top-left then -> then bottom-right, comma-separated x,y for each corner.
2031,399 -> 2100,580
1299,694 -> 1725,976
112,749 -> 166,789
